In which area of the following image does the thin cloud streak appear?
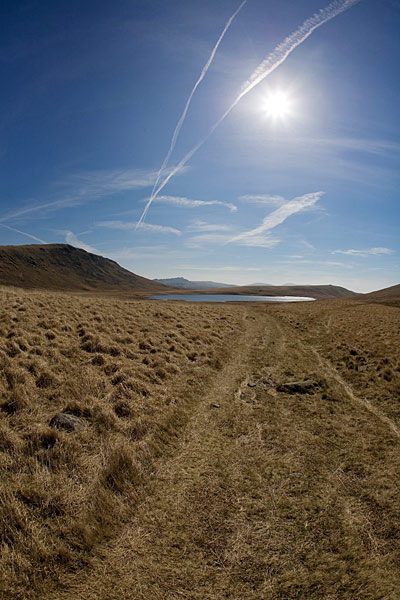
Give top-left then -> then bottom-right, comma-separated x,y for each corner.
238,194 -> 286,206
137,0 -> 247,227
0,198 -> 81,223
97,220 -> 181,235
279,259 -> 350,267
230,235 -> 280,248
0,167 -> 187,224
187,221 -> 233,232
290,136 -> 400,156
152,195 -> 237,212
229,192 -> 324,247
65,231 -> 100,254
333,247 -> 394,257
185,233 -> 233,248
139,0 -> 361,220
68,168 -> 177,196
0,223 -> 48,244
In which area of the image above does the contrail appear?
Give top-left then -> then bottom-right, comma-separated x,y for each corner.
0,223 -> 48,244
137,0 -> 247,227
139,0 -> 361,220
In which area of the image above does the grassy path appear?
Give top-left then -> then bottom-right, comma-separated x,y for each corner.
52,306 -> 400,600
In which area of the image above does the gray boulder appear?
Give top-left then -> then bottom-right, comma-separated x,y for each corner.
49,412 -> 85,432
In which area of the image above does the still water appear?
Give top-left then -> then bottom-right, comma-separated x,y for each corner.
151,294 -> 315,303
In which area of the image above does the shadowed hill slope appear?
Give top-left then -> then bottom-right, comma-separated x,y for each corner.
0,244 -> 169,293
170,284 -> 356,300
359,283 -> 400,307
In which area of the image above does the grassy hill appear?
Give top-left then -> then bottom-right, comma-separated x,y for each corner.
359,283 -> 400,307
170,283 -> 357,300
0,244 -> 169,294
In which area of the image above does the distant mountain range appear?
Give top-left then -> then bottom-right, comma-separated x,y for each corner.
153,277 -> 233,290
177,284 -> 357,300
156,278 -> 308,289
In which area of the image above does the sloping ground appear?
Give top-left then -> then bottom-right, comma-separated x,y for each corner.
0,244 -> 169,293
358,283 -> 400,307
173,284 -> 356,299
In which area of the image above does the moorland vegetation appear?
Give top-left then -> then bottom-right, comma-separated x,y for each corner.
0,259 -> 399,598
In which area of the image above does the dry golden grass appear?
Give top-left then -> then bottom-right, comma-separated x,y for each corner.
0,286 -> 243,599
1,289 -> 400,599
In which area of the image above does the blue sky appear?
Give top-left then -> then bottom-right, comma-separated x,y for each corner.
0,0 -> 399,292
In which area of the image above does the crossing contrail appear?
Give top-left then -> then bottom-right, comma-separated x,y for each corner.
137,0 -> 361,223
137,0 -> 247,227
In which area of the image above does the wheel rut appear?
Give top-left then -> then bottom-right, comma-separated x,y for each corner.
310,346 -> 400,439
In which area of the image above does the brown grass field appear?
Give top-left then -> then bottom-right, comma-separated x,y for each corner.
1,286 -> 399,599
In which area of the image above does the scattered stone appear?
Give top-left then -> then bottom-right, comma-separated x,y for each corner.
247,380 -> 257,388
49,412 -> 85,432
277,380 -> 318,394
240,390 -> 255,404
210,403 -> 220,409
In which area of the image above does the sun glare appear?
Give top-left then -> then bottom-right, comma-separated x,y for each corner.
263,91 -> 291,120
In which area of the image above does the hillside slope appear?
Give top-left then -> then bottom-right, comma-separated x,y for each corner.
359,283 -> 400,307
0,244 -> 168,293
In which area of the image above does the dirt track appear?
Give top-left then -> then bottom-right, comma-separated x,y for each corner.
52,302 -> 400,600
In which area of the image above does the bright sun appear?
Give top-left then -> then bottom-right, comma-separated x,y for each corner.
263,91 -> 291,119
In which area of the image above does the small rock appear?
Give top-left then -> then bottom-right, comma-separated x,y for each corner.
210,403 -> 220,409
240,390 -> 255,404
49,412 -> 84,432
277,380 -> 318,394
247,381 -> 257,388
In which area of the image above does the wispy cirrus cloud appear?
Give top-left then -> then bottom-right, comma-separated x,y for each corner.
64,231 -> 100,254
229,192 -> 324,248
293,136 -> 400,157
106,246 -> 181,261
332,247 -> 394,257
279,259 -> 350,267
187,221 -> 233,232
97,220 -> 181,235
0,167 -> 188,224
0,198 -> 81,224
67,168 -> 175,196
152,195 -> 237,212
185,233 -> 232,248
0,223 -> 48,244
238,194 -> 286,206
230,234 -> 280,248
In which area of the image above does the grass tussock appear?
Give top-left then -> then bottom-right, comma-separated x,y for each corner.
0,286 -> 243,599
